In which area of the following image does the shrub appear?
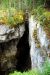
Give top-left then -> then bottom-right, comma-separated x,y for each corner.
9,59 -> 50,75
42,59 -> 50,75
0,8 -> 24,27
9,69 -> 41,75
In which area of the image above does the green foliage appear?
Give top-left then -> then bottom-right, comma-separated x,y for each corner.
0,8 -> 24,26
44,11 -> 50,21
32,6 -> 50,26
8,16 -> 15,26
35,0 -> 45,7
0,0 -> 49,27
9,69 -> 41,75
32,6 -> 46,24
0,0 -> 33,10
0,0 -> 33,26
9,59 -> 50,75
42,59 -> 50,75
0,0 -> 46,11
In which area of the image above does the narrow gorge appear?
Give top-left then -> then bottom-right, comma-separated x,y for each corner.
0,14 -> 50,75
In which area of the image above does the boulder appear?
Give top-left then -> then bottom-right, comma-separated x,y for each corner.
0,24 -> 25,74
0,24 -> 25,42
0,23 -> 31,75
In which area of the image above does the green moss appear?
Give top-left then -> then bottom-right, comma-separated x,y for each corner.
0,8 -> 24,27
9,59 -> 50,75
9,69 -> 40,75
32,6 -> 50,39
42,59 -> 50,75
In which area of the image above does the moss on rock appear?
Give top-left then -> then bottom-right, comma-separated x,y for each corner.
0,8 -> 24,27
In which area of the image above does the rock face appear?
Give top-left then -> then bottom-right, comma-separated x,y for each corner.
29,16 -> 50,70
0,39 -> 17,74
0,25 -> 25,42
0,23 -> 31,75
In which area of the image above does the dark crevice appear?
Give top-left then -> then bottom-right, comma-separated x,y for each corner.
0,21 -> 31,75
16,21 -> 31,72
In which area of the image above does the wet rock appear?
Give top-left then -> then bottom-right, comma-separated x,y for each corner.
0,25 -> 15,41
0,39 -> 18,74
44,27 -> 50,39
33,29 -> 41,48
0,22 -> 31,75
0,24 -> 25,42
0,24 -> 25,74
48,44 -> 50,49
29,16 -> 50,70
35,43 -> 41,48
0,25 -> 9,35
47,50 -> 50,58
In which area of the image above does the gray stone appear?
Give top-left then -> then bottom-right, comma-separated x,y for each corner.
0,24 -> 25,73
0,24 -> 25,42
0,25 -> 9,35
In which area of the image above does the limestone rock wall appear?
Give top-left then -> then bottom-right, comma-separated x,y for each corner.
0,24 -> 25,74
